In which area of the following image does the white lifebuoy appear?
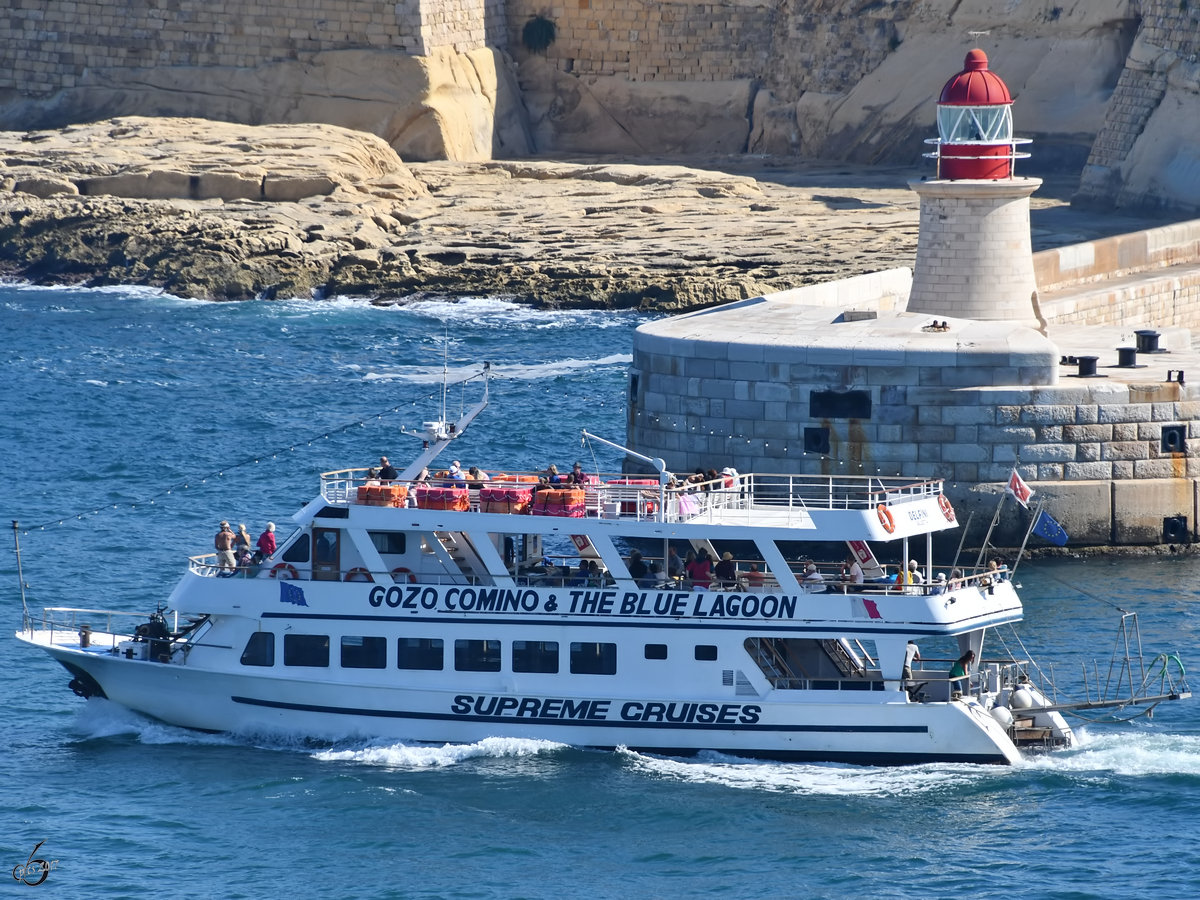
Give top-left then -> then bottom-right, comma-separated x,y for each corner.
877,504 -> 895,534
345,567 -> 374,583
270,563 -> 299,580
391,567 -> 417,584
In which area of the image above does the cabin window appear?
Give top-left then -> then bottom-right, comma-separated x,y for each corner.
369,531 -> 407,555
512,640 -> 558,674
240,632 -> 274,667
341,635 -> 387,669
284,634 -> 330,667
397,637 -> 443,670
570,642 -> 616,675
455,639 -> 501,672
694,645 -> 718,661
644,644 -> 667,660
282,533 -> 310,563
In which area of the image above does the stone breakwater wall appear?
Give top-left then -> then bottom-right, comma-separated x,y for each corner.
1035,220 -> 1200,328
627,252 -> 1200,547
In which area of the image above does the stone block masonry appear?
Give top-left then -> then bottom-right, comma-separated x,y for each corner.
0,0 -> 504,96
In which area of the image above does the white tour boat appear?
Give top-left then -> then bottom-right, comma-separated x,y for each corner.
15,370 -> 1190,765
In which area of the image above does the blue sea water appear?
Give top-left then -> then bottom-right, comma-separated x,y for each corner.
2,284 -> 1200,899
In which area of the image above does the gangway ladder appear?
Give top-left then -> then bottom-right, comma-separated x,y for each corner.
822,638 -> 865,678
748,637 -> 802,689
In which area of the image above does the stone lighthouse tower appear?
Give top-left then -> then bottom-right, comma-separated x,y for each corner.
906,49 -> 1046,331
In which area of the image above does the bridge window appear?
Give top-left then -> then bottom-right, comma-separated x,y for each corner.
240,632 -> 274,667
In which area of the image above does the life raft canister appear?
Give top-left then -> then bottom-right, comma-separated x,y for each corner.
877,504 -> 896,534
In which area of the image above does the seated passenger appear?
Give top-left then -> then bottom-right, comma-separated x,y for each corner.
802,562 -> 826,592
566,461 -> 587,485
686,549 -> 712,588
714,551 -> 737,589
744,563 -> 765,591
467,465 -> 490,485
628,550 -> 650,585
932,572 -> 948,594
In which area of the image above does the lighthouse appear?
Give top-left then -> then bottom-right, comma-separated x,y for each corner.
906,49 -> 1045,331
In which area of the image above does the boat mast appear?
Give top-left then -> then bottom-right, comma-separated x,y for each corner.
397,363 -> 490,481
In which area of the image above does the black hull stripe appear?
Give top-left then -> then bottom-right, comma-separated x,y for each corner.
231,695 -> 928,734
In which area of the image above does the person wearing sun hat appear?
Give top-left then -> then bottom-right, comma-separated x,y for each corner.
714,550 -> 737,587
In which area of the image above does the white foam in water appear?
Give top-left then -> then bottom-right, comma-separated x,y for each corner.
362,355 -> 630,384
1021,727 -> 1200,777
618,748 -> 1007,797
313,736 -> 566,769
70,699 -> 238,746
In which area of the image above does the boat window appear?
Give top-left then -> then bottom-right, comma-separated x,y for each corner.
240,632 -> 274,667
570,642 -> 616,675
282,534 -> 310,563
369,531 -> 407,555
397,637 -> 443,670
513,640 -> 558,674
284,634 -> 330,667
455,639 -> 501,672
341,635 -> 387,669
644,644 -> 667,660
694,645 -> 717,661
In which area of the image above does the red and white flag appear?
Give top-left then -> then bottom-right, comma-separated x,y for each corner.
1007,469 -> 1034,508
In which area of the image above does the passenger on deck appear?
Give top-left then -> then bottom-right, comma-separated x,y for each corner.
686,549 -> 712,588
256,522 -> 277,560
627,550 -> 649,585
744,563 -> 765,590
666,546 -> 686,581
214,521 -> 236,572
543,464 -> 565,484
467,465 -> 490,485
842,554 -> 864,585
949,649 -> 975,694
566,461 -> 587,485
365,467 -> 381,485
907,560 -> 924,585
685,469 -> 707,491
931,572 -> 948,594
705,468 -> 721,491
378,456 -> 399,482
714,551 -> 737,589
234,524 -> 253,559
720,467 -> 739,489
987,559 -> 1007,582
447,460 -> 467,484
902,640 -> 921,682
802,562 -> 826,592
949,567 -> 964,587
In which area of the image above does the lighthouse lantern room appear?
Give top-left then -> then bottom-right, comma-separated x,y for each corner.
927,49 -> 1030,180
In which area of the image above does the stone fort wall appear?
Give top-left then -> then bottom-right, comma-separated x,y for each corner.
0,0 -> 506,95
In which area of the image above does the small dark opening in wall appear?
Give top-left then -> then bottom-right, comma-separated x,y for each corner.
810,389 -> 871,419
1164,515 -> 1190,544
1162,424 -> 1187,454
629,373 -> 639,404
804,427 -> 830,455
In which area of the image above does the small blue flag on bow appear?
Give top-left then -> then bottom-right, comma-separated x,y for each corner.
280,581 -> 308,606
1032,509 -> 1069,546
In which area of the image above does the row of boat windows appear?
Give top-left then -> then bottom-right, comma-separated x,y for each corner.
239,633 -> 718,673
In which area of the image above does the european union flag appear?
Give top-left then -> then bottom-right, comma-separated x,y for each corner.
280,582 -> 308,606
1032,509 -> 1069,546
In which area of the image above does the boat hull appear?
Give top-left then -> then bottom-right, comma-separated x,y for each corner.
27,637 -> 1022,765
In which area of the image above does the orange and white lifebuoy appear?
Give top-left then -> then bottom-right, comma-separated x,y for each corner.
345,567 -> 374,583
938,494 -> 956,522
270,562 -> 299,580
391,567 -> 417,584
876,504 -> 895,534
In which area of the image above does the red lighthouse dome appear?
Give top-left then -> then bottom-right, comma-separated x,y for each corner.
929,50 -> 1027,180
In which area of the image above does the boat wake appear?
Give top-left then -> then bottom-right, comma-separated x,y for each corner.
312,736 -> 569,770
69,699 -> 240,747
1020,728 -> 1200,778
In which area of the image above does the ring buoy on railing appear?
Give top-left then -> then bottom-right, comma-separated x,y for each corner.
345,567 -> 374,583
391,567 -> 417,584
938,494 -> 956,522
270,563 -> 299,580
876,504 -> 896,534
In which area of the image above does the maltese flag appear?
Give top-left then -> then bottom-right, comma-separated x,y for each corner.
1007,469 -> 1034,508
